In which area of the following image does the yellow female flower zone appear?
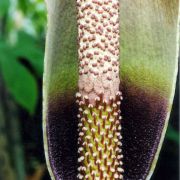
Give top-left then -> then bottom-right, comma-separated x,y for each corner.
76,0 -> 122,179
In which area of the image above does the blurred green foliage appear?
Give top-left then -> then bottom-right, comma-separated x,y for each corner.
0,0 -> 46,178
0,0 -> 10,17
0,0 -> 45,114
166,125 -> 179,144
0,33 -> 40,114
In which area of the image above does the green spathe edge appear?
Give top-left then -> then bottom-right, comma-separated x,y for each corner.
146,7 -> 180,180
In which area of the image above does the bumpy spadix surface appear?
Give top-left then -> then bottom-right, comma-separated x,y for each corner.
76,0 -> 122,179
76,93 -> 123,179
77,0 -> 120,104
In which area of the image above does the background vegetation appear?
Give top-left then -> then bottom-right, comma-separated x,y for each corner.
0,0 -> 179,179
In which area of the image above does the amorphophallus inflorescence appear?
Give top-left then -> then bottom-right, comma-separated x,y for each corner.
43,0 -> 179,179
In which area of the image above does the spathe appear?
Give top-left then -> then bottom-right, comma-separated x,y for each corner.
43,0 -> 179,179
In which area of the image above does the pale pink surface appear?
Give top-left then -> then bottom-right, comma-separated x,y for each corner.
77,0 -> 120,105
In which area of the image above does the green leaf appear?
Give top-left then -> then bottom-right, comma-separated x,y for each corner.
0,46 -> 38,114
14,31 -> 44,76
0,0 -> 10,17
